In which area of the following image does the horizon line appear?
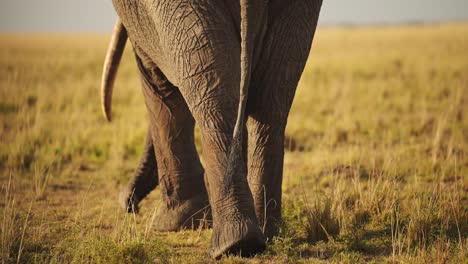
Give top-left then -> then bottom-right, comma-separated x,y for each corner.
1,19 -> 467,34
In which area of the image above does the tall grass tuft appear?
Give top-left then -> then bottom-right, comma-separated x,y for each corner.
1,174 -> 17,263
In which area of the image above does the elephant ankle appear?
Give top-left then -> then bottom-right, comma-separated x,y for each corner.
158,169 -> 206,201
153,193 -> 211,231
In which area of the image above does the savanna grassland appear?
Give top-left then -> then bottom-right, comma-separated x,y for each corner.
1,23 -> 467,263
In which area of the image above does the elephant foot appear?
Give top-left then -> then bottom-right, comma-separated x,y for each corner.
210,216 -> 266,259
120,188 -> 140,213
153,194 -> 211,231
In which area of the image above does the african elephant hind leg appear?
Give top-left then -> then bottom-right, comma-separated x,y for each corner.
178,55 -> 266,259
120,128 -> 158,213
197,122 -> 265,259
139,57 -> 209,231
247,0 -> 322,240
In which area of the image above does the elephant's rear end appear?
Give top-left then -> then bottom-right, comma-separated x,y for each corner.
105,0 -> 322,258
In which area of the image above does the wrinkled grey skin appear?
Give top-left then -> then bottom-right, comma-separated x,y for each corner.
111,0 -> 322,258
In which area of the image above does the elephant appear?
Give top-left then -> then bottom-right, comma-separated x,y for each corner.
101,0 -> 322,258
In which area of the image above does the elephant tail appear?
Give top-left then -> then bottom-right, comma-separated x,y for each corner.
234,0 -> 253,136
225,0 -> 254,189
101,18 -> 128,122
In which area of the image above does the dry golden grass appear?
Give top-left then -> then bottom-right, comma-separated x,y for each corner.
0,23 -> 467,263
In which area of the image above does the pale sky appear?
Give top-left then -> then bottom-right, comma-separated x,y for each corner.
0,0 -> 467,32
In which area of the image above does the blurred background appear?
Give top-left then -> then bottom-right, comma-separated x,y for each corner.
1,0 -> 468,32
